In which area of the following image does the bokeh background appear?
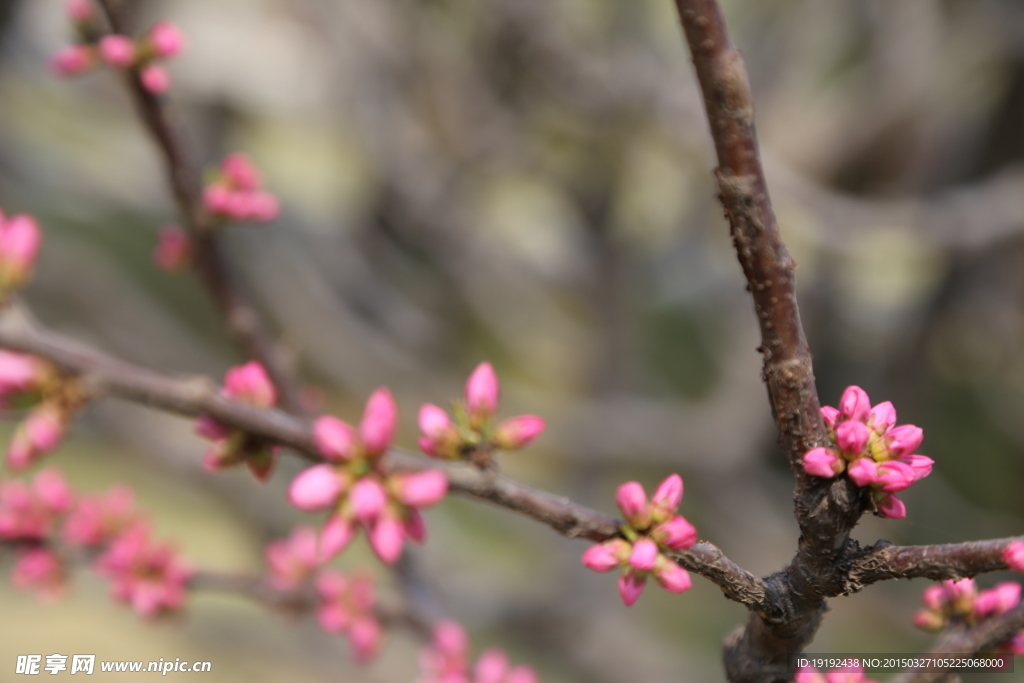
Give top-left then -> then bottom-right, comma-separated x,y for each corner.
1,0 -> 1024,681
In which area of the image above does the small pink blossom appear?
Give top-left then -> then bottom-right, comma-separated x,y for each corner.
0,351 -> 44,401
221,153 -> 262,191
391,470 -> 448,508
139,64 -> 171,95
874,461 -> 916,493
651,473 -> 683,516
492,415 -> 546,451
359,387 -> 397,455
7,403 -> 67,472
651,515 -> 698,551
65,0 -> 94,22
847,457 -> 878,487
314,416 -> 357,461
466,362 -> 499,421
820,406 -> 839,429
50,44 -> 95,76
154,225 -> 190,271
349,477 -> 387,524
616,481 -> 650,529
900,454 -> 934,481
224,361 -> 276,407
198,362 -> 277,480
0,213 -> 42,292
319,514 -> 357,560
12,547 -> 66,602
148,22 -> 185,59
416,619 -> 538,683
1004,541 -> 1024,572
885,424 -> 924,459
628,538 -> 659,571
581,538 -> 630,572
95,523 -> 191,617
838,386 -> 871,422
288,464 -> 346,511
0,468 -> 72,540
617,570 -> 646,607
835,420 -> 870,456
315,570 -> 381,663
98,35 -> 136,68
265,526 -> 320,590
204,154 -> 280,224
367,513 -> 405,564
63,484 -> 136,547
418,403 -> 459,459
653,556 -> 692,594
803,447 -> 844,479
874,492 -> 906,519
867,401 -> 897,432
974,582 -> 1021,618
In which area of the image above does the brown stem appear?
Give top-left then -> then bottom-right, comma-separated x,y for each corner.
846,538 -> 1024,588
0,305 -> 764,606
672,1 -> 866,680
93,0 -> 304,415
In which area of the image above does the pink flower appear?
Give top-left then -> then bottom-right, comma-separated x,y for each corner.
651,473 -> 683,518
221,153 -> 262,191
95,524 -> 191,617
139,64 -> 171,95
319,514 -> 357,560
874,492 -> 906,519
314,416 -> 357,461
466,362 -> 499,422
0,468 -> 72,541
148,22 -> 185,59
803,447 -> 844,478
493,415 -> 545,451
617,570 -> 646,607
651,515 -> 698,551
581,538 -> 630,572
885,425 -> 923,459
820,406 -> 840,429
838,386 -> 871,422
629,538 -> 659,571
416,619 -> 538,683
367,513 -> 405,563
50,44 -> 95,76
8,403 -> 67,472
616,481 -> 651,529
418,403 -> 459,459
198,362 -> 277,480
349,477 -> 387,524
0,213 -> 42,292
359,387 -> 397,455
288,464 -> 346,511
224,361 -> 276,407
204,154 -> 279,224
391,470 -> 448,508
867,401 -> 897,432
98,35 -> 136,68
265,526 -> 320,590
875,461 -> 916,492
974,582 -> 1021,618
12,548 -> 65,602
315,570 -> 381,662
1004,541 -> 1024,572
65,0 -> 94,22
0,351 -> 44,401
63,484 -> 136,547
653,556 -> 692,594
154,226 -> 190,271
835,420 -> 870,456
913,608 -> 945,632
900,454 -> 933,481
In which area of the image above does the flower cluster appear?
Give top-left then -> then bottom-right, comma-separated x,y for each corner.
419,363 -> 545,462
581,474 -> 697,606
913,578 -> 1022,633
202,154 -> 280,224
288,388 -> 448,564
196,361 -> 279,481
0,468 -> 190,616
802,386 -> 933,519
0,350 -> 75,472
0,210 -> 41,298
796,665 -> 878,683
51,2 -> 185,95
154,226 -> 191,272
415,620 -> 538,683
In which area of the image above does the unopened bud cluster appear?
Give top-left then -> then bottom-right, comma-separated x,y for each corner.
51,2 -> 185,95
802,386 -> 933,519
203,153 -> 280,224
418,362 -> 545,463
415,619 -> 538,683
913,578 -> 1023,649
288,388 -> 448,564
0,468 -> 190,616
581,474 -> 697,606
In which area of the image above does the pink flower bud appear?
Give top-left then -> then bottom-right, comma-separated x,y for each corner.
98,35 -> 136,68
974,583 -> 1021,618
886,424 -> 923,458
913,609 -> 945,632
50,45 -> 95,76
0,351 -> 42,398
319,514 -> 356,561
0,214 -> 42,290
148,22 -> 185,58
65,0 -> 94,22
616,481 -> 651,529
943,578 -> 977,610
203,184 -> 232,214
846,457 -> 879,488
287,465 -> 344,511
419,403 -> 451,437
139,64 -> 171,95
922,584 -> 947,611
465,362 -> 499,419
474,649 -> 509,683
8,404 -> 66,472
839,386 -> 871,422
900,454 -> 933,481
651,515 -> 698,551
349,477 -> 387,523
194,415 -> 229,441
404,508 -> 426,543
493,415 -> 545,450
651,473 -> 683,513
867,401 -> 897,433
34,468 -> 73,513
265,526 -> 320,590
434,619 -> 469,657
629,538 -> 659,571
876,461 -> 916,492
820,406 -> 840,429
154,226 -> 189,271
314,416 -> 356,461
835,420 -> 871,456
506,666 -> 539,683
359,387 -> 397,455
221,153 -> 261,190
617,570 -> 646,607
12,548 -> 65,602
367,514 -> 405,564
1004,541 -> 1024,572
654,556 -> 692,593
246,191 -> 280,222
875,492 -> 906,519
582,538 -> 630,572
348,616 -> 382,663
224,361 -> 276,407
392,470 -> 448,508
803,447 -> 843,479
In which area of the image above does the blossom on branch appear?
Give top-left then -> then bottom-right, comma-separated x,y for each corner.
12,547 -> 67,602
802,386 -> 933,519
94,522 -> 191,618
1004,541 -> 1024,573
288,388 -> 448,564
203,153 -> 280,224
418,362 -> 546,462
416,619 -> 539,683
0,468 -> 73,541
63,484 -> 137,547
0,211 -> 41,297
913,578 -> 1022,630
315,570 -> 381,663
581,474 -> 697,607
264,526 -> 321,590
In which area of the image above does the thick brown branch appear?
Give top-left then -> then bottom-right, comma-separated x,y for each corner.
846,538 -> 1024,589
93,0 -> 304,415
0,307 -> 765,606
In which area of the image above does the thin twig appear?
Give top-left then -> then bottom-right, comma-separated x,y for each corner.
93,0 -> 305,415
